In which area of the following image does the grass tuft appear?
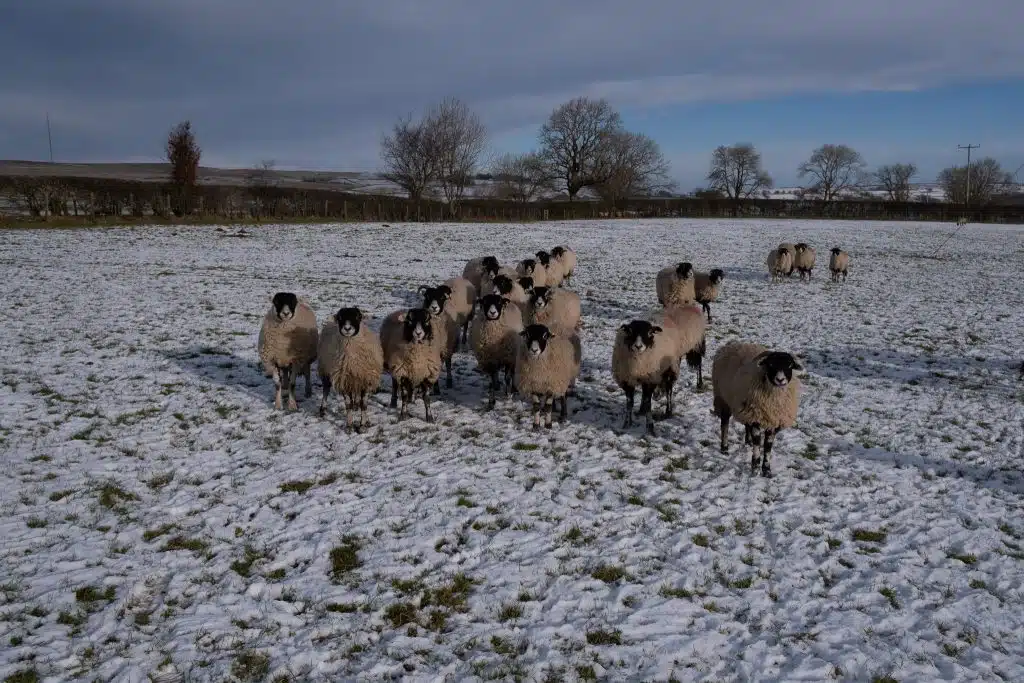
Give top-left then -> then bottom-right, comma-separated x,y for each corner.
329,535 -> 363,579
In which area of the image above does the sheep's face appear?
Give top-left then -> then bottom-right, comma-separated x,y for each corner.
479,294 -> 510,321
520,324 -> 552,357
831,247 -> 842,255
795,243 -> 809,253
551,246 -> 567,259
518,277 -> 535,294
756,351 -> 804,388
419,285 -> 451,316
619,321 -> 663,353
778,247 -> 790,257
675,262 -> 694,279
403,309 -> 433,344
709,268 -> 725,285
530,287 -> 553,308
271,292 -> 299,321
482,257 -> 501,277
519,258 -> 537,276
334,307 -> 363,336
535,250 -> 551,267
492,275 -> 515,296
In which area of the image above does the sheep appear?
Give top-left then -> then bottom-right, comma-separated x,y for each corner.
659,304 -> 708,390
526,286 -> 581,336
516,258 -> 551,290
550,245 -> 577,286
481,261 -> 520,296
379,308 -> 442,422
257,292 -> 319,410
469,293 -> 525,409
316,307 -> 384,431
829,247 -> 850,282
766,247 -> 793,283
793,243 -> 816,280
611,319 -> 682,434
425,277 -> 476,347
655,262 -> 696,306
693,268 -> 725,323
419,285 -> 462,392
490,273 -> 533,315
777,242 -> 797,276
711,341 -> 803,478
534,250 -> 558,286
515,323 -> 582,429
463,256 -> 499,292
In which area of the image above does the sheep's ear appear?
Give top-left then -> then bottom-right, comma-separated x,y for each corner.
618,323 -> 630,333
518,329 -> 529,338
418,285 -> 430,295
791,357 -> 805,373
500,296 -> 511,305
753,351 -> 773,367
652,325 -> 664,334
354,308 -> 363,323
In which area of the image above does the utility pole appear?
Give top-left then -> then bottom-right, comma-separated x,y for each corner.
958,143 -> 978,206
46,112 -> 54,163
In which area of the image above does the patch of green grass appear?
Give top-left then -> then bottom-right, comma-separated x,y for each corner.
576,665 -> 597,681
969,579 -> 987,589
3,669 -> 39,683
591,564 -> 628,583
730,576 -> 754,590
231,650 -> 271,682
97,483 -> 138,510
659,583 -> 693,599
851,528 -> 887,544
279,479 -> 315,494
75,585 -> 116,606
146,472 -> 174,490
946,552 -> 978,565
511,442 -> 539,451
25,518 -> 47,529
626,494 -> 644,506
266,568 -> 286,581
692,533 -> 712,548
57,610 -> 87,628
160,536 -> 209,554
703,601 -> 722,613
383,602 -> 418,628
826,538 -> 842,550
329,535 -> 363,579
871,677 -> 899,683
28,455 -> 51,463
497,602 -> 523,622
113,407 -> 162,426
49,489 -> 75,502
230,546 -> 266,578
585,628 -> 622,645
456,495 -> 476,508
325,602 -> 359,613
801,443 -> 820,460
391,577 -> 426,595
421,572 -> 476,612
879,586 -> 901,610
143,524 -> 176,542
9,636 -> 23,647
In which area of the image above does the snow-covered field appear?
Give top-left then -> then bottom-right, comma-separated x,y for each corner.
1,219 -> 1023,683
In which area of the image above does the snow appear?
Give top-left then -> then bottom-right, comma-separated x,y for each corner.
1,218 -> 1023,682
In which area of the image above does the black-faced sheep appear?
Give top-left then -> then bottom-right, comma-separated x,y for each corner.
777,242 -> 796,276
766,247 -> 793,283
656,262 -> 696,306
379,308 -> 443,422
693,269 -> 725,323
463,256 -> 499,292
257,292 -> 319,411
469,294 -> 525,409
550,245 -> 577,286
419,285 -> 461,392
711,341 -> 803,478
612,320 -> 681,434
515,323 -> 582,429
526,286 -> 581,336
490,274 -> 532,315
317,307 -> 384,430
829,247 -> 849,282
793,243 -> 816,280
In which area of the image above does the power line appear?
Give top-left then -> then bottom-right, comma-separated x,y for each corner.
46,112 -> 54,163
957,143 -> 978,207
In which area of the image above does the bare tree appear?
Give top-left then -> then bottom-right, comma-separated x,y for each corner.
873,163 -> 918,202
3,177 -> 50,217
938,157 -> 1012,205
490,152 -> 553,203
246,159 -> 278,217
594,131 -> 675,204
538,97 -> 623,201
797,144 -> 866,201
426,97 -> 486,213
706,143 -> 773,200
165,120 -> 201,215
380,115 -> 436,201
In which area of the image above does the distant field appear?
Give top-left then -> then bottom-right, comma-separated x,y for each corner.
1,218 -> 1022,681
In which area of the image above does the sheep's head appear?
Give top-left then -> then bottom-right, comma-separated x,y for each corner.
478,294 -> 511,321
529,286 -> 554,308
334,307 -> 363,337
518,277 -> 535,294
755,351 -> 803,388
482,257 -> 500,276
271,292 -> 299,321
403,308 -> 433,344
535,250 -> 551,266
709,268 -> 725,285
519,258 -> 537,275
419,285 -> 451,316
520,324 -> 552,356
795,242 -> 809,253
675,262 -> 694,279
830,247 -> 842,255
619,320 -> 663,354
551,246 -> 567,259
492,274 -> 515,296
778,247 -> 790,256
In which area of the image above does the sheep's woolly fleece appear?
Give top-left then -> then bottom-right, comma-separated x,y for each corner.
1,218 -> 1023,683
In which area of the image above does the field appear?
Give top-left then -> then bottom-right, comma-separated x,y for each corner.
1,218 -> 1023,682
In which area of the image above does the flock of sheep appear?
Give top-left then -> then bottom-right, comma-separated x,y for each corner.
256,241 -> 852,478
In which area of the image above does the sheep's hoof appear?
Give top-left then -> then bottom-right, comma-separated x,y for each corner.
287,399 -> 298,411
274,399 -> 283,410
761,466 -> 773,478
446,378 -> 454,389
720,445 -> 729,454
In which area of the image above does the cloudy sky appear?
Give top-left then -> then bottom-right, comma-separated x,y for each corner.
2,0 -> 1023,189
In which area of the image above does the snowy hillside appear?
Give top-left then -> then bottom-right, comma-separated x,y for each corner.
1,219 -> 1023,682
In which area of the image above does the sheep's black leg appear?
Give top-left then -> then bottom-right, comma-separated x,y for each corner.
421,381 -> 434,423
343,393 -> 354,431
702,301 -> 712,323
390,377 -> 399,408
279,365 -> 295,410
304,365 -> 313,398
558,394 -> 568,422
398,379 -> 410,420
319,375 -> 331,417
543,395 -> 554,429
432,379 -> 441,396
714,396 -> 731,453
641,385 -> 655,435
661,371 -> 677,418
502,366 -> 514,396
531,395 -> 541,430
622,385 -> 635,429
761,428 -> 777,478
445,357 -> 453,389
748,424 -> 763,473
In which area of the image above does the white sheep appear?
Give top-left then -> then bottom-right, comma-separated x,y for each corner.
659,304 -> 708,390
766,247 -> 792,283
693,268 -> 725,323
534,250 -> 559,287
418,285 -> 461,392
777,242 -> 796,276
526,286 -> 581,336
481,262 -> 520,295
793,243 -> 816,281
426,277 -> 476,348
550,245 -> 577,287
463,256 -> 499,292
515,323 -> 582,429
379,308 -> 443,422
655,262 -> 696,306
829,247 -> 850,282
257,292 -> 319,410
711,341 -> 803,478
611,319 -> 682,434
489,273 -> 533,315
469,293 -> 525,409
316,307 -> 383,431
516,258 -> 550,289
